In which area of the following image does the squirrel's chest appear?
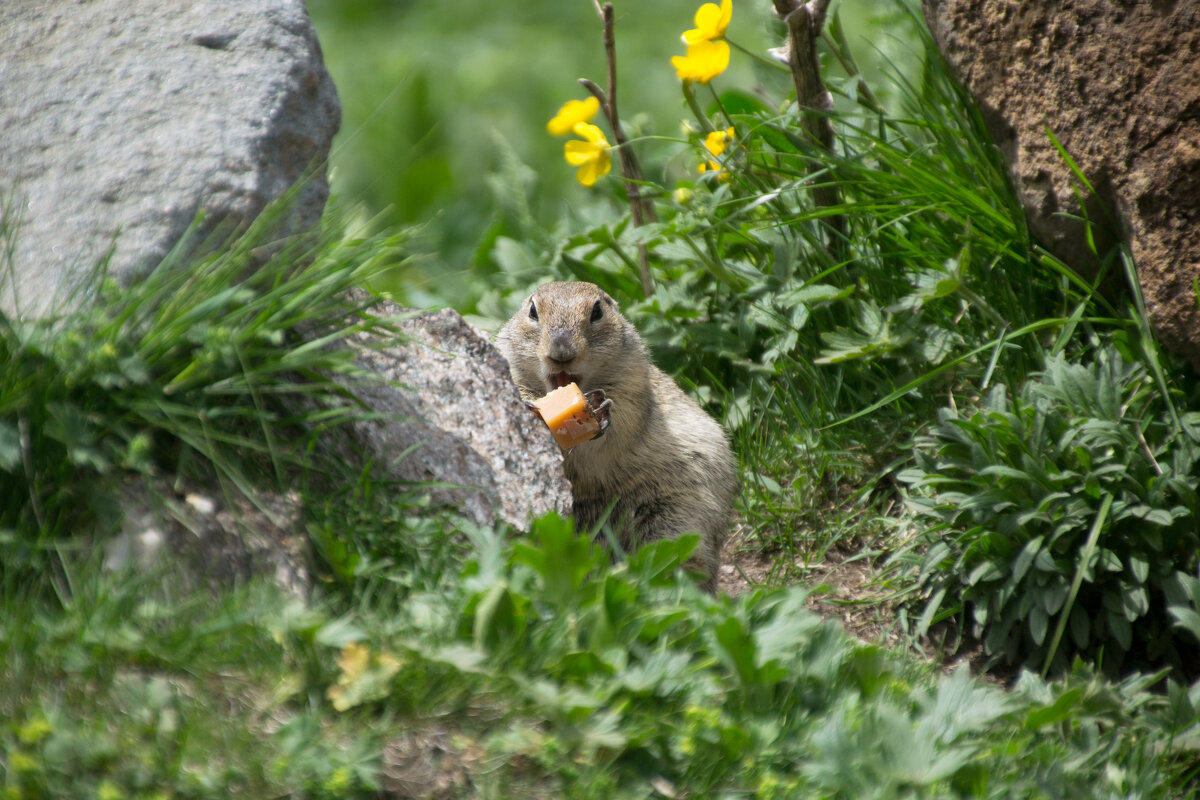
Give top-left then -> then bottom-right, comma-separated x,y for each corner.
562,435 -> 628,496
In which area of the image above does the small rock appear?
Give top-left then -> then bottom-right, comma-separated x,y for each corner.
342,301 -> 572,530
106,477 -> 310,600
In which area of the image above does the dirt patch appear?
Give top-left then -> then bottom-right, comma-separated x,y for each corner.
719,525 -> 1000,681
718,525 -> 903,648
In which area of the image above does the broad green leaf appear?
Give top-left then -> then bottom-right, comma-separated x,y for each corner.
1023,687 -> 1083,729
1097,548 -> 1122,573
1069,604 -> 1091,649
1107,611 -> 1133,650
1126,554 -> 1150,584
1121,584 -> 1149,621
1029,605 -> 1049,646
781,283 -> 854,305
1169,606 -> 1200,643
0,422 -> 19,472
978,465 -> 1033,481
967,560 -> 1002,586
714,616 -> 758,686
1011,536 -> 1044,583
917,587 -> 948,636
314,617 -> 365,647
1042,582 -> 1069,616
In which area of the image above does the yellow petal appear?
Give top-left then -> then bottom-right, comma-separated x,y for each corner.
682,0 -> 731,43
575,149 -> 611,187
564,139 -> 600,166
671,39 -> 730,83
547,96 -> 600,136
573,122 -> 610,147
704,129 -> 729,157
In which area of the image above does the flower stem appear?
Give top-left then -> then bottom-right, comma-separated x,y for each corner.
771,0 -> 846,261
727,37 -> 789,73
707,82 -> 735,130
681,80 -> 716,134
584,2 -> 655,298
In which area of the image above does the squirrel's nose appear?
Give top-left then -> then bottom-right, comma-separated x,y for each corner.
547,330 -> 577,363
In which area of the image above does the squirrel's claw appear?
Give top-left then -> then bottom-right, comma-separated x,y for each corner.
584,389 -> 613,438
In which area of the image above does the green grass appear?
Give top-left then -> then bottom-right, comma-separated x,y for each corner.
3,1 -> 1200,796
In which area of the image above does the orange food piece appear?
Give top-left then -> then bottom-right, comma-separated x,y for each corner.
534,382 -> 600,450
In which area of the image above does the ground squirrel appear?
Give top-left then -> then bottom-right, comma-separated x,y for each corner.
495,281 -> 737,592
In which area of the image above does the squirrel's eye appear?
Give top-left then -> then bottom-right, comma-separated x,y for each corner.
528,300 -> 539,321
590,300 -> 603,322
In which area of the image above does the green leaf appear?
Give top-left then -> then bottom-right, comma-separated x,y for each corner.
1041,582 -> 1069,616
718,88 -> 770,116
1069,604 -> 1091,648
1097,548 -> 1122,573
781,283 -> 854,306
1023,687 -> 1083,729
45,402 -> 109,471
1107,611 -> 1133,650
1137,507 -> 1176,526
314,617 -> 365,648
754,590 -> 819,672
1011,536 -> 1044,583
714,616 -> 758,686
917,587 -> 949,637
1120,584 -> 1149,621
472,581 -> 526,650
1029,605 -> 1049,646
979,465 -> 1032,481
628,535 -> 700,586
0,421 -> 19,472
1126,555 -> 1150,584
967,560 -> 1003,586
1169,606 -> 1200,643
513,512 -> 599,602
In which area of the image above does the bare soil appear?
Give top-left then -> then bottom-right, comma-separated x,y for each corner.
717,524 -> 902,648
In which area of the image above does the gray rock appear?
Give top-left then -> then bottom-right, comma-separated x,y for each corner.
0,0 -> 340,318
344,303 -> 573,531
105,478 -> 311,600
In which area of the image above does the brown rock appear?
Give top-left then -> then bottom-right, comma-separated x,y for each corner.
923,0 -> 1200,366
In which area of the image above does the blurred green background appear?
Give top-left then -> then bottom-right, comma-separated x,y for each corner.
306,0 -> 920,310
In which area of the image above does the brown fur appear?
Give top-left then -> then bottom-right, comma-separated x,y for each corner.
495,281 -> 737,591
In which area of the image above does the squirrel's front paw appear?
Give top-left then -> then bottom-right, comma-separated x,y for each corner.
583,389 -> 613,438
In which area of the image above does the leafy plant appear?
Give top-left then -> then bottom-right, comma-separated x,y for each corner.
319,514 -> 1200,798
0,200 -> 412,600
466,3 -> 1114,567
894,342 -> 1200,674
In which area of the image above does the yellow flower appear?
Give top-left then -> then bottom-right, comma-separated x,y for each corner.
682,0 -> 732,44
671,39 -> 730,83
547,96 -> 601,137
335,641 -> 371,681
699,127 -> 735,176
704,127 -> 735,158
564,123 -> 612,187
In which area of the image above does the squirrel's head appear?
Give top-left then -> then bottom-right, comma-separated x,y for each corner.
502,281 -> 635,395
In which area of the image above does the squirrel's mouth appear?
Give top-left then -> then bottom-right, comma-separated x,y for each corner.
548,371 -> 580,390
